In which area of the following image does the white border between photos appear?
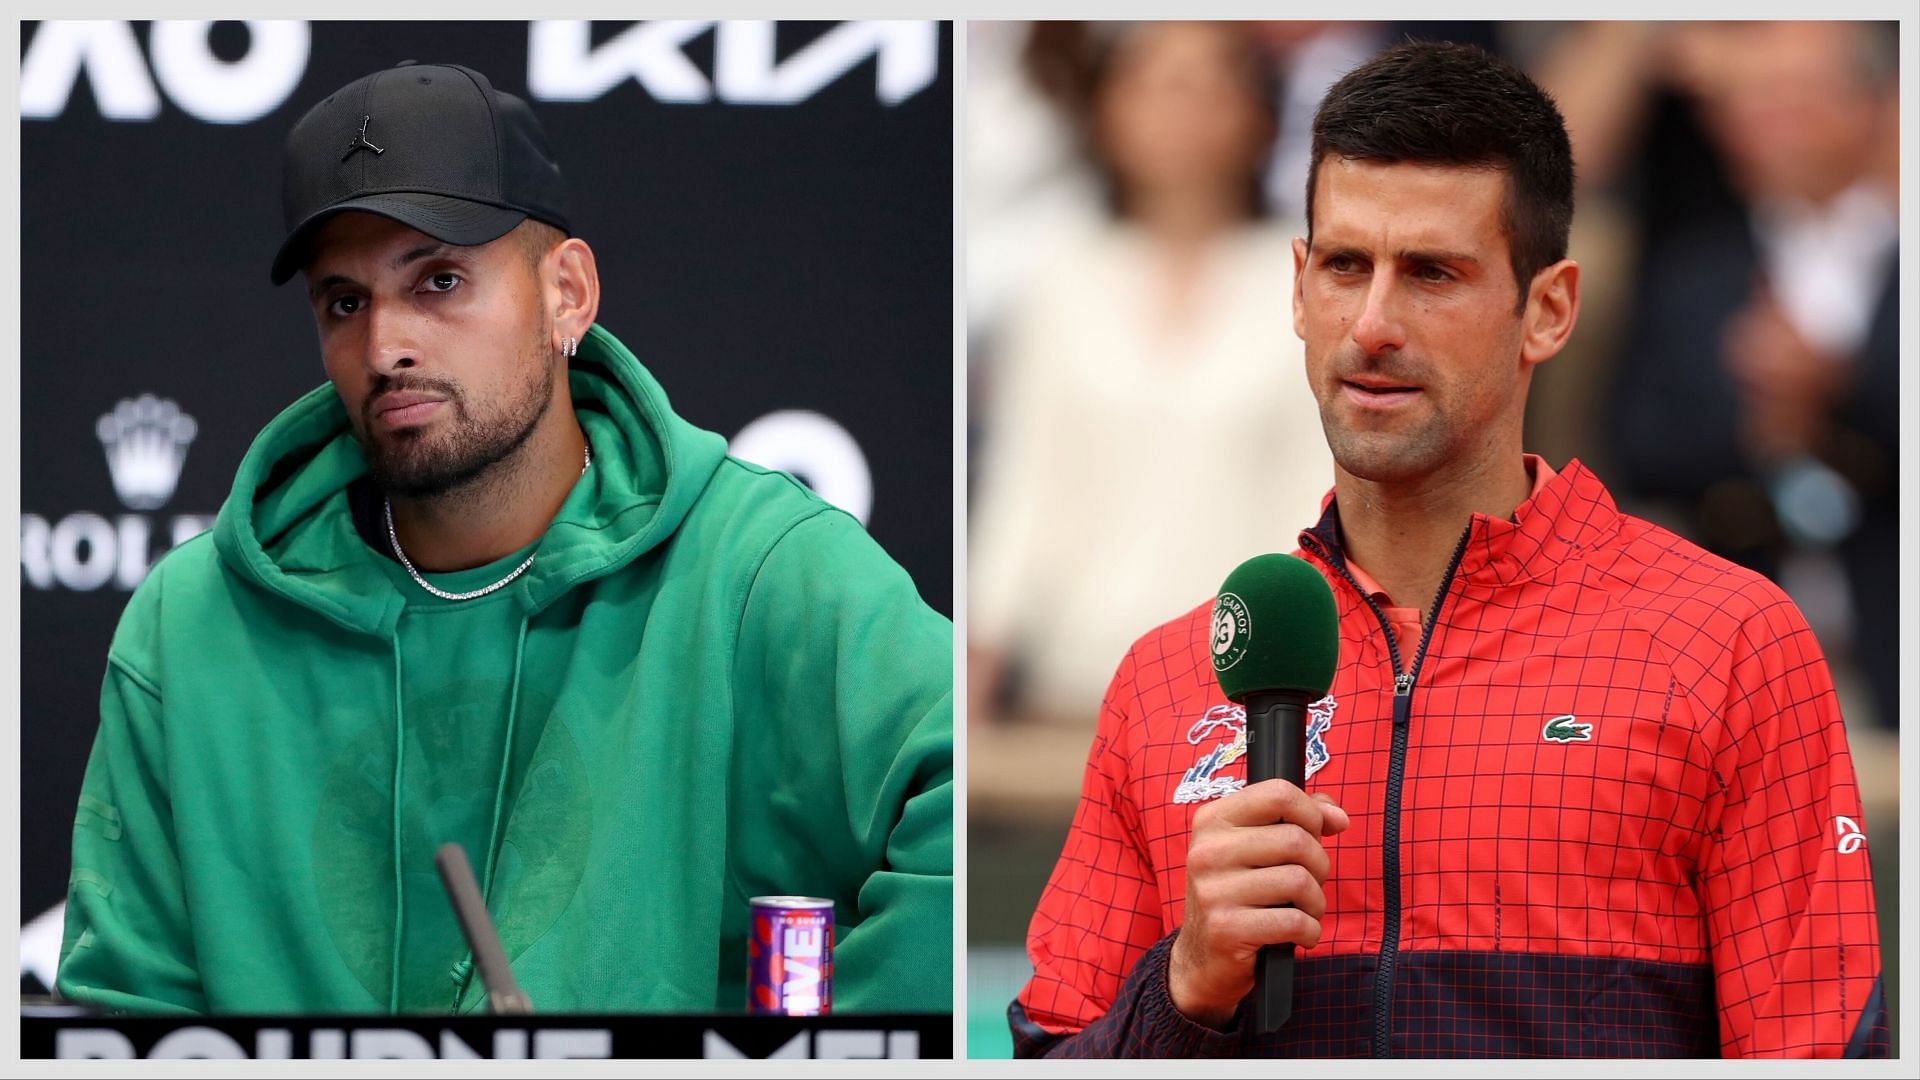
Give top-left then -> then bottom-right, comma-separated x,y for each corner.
2,15 -> 22,1060
952,13 -> 971,1065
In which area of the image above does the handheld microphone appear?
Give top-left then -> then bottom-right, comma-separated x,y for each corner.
435,842 -> 535,1015
1210,553 -> 1338,1034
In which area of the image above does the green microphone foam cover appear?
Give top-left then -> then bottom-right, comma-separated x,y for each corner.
1210,553 -> 1339,702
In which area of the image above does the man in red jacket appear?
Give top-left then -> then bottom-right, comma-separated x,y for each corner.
1012,40 -> 1885,1058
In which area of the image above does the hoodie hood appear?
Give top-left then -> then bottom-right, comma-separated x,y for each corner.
211,323 -> 728,636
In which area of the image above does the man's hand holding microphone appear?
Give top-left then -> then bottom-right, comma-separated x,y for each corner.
1175,555 -> 1343,1032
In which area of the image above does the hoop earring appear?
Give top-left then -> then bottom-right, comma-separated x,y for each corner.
561,335 -> 578,358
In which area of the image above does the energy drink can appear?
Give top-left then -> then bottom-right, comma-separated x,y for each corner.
747,896 -> 834,1015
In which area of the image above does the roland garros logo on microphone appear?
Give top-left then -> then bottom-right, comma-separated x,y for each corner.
1211,592 -> 1250,673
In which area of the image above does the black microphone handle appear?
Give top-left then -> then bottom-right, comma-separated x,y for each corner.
1243,689 -> 1308,1034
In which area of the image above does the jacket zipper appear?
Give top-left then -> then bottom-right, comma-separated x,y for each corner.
1302,526 -> 1471,1057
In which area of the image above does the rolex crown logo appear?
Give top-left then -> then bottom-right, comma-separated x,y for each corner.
97,395 -> 198,511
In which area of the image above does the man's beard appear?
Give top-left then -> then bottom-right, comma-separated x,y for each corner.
358,344 -> 556,500
1314,348 -> 1454,485
1318,398 -> 1455,485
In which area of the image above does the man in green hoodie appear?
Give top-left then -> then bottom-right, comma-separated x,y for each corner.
56,62 -> 953,1016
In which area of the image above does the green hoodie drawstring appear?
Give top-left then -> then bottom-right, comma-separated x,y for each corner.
387,635 -> 407,1014
451,615 -> 531,1013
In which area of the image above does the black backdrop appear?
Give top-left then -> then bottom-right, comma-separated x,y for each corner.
18,20 -> 953,976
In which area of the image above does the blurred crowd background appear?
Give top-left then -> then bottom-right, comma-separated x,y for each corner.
964,20 -> 1900,1057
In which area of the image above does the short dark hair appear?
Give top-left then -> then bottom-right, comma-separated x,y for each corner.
513,218 -> 566,275
1306,41 -> 1574,307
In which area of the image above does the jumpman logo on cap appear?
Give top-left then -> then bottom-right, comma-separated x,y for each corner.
342,115 -> 384,162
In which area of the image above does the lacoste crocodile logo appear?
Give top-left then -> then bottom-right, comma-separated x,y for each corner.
1542,714 -> 1592,743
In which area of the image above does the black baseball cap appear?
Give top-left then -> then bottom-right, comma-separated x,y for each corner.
271,61 -> 571,285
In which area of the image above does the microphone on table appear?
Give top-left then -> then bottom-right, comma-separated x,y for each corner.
435,842 -> 534,1015
1210,553 -> 1339,1034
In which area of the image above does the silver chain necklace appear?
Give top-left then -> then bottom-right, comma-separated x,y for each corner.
385,440 -> 592,602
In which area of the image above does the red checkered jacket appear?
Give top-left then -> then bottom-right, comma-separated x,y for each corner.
1012,460 -> 1885,1058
